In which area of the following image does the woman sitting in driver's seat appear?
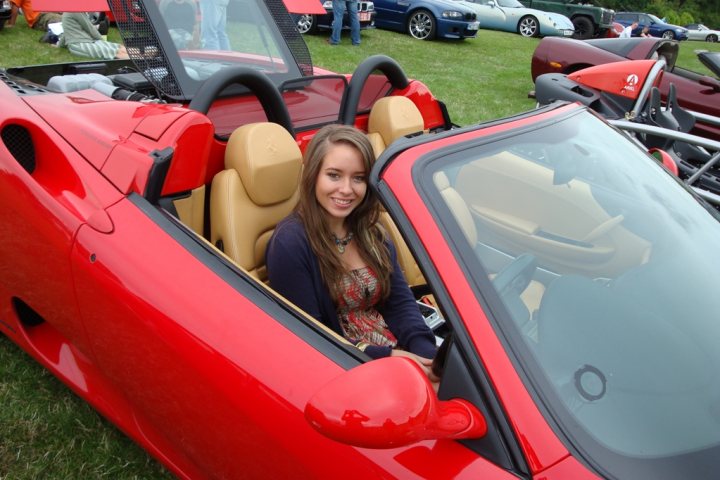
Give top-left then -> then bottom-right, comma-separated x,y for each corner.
266,125 -> 437,378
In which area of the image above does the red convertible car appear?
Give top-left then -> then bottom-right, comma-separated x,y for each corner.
531,37 -> 720,140
3,1 -> 720,479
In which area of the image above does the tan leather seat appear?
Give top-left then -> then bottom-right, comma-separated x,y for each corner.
433,172 -> 545,315
368,96 -> 427,285
367,96 -> 425,159
210,122 -> 302,281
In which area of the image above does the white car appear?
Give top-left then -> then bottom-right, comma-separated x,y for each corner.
684,23 -> 719,42
455,0 -> 573,37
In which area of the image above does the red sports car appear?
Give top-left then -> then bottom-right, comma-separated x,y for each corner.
3,1 -> 720,479
531,36 -> 720,140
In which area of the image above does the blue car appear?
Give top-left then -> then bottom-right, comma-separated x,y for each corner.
615,12 -> 688,40
372,0 -> 480,40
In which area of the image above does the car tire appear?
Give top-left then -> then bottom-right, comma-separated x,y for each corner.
296,14 -> 318,34
408,10 -> 436,40
0,20 -> 5,31
662,30 -> 675,39
571,16 -> 594,39
518,15 -> 539,37
706,34 -> 718,42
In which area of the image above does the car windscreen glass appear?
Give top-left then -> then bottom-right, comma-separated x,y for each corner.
422,109 -> 720,480
497,0 -> 524,8
115,0 -> 305,100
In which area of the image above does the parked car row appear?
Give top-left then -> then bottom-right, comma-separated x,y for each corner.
615,12 -> 689,40
295,0 -> 578,39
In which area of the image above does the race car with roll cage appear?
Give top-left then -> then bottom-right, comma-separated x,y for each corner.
4,0 -> 720,479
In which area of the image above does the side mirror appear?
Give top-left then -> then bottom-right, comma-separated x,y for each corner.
305,357 -> 488,448
649,148 -> 679,176
488,0 -> 497,7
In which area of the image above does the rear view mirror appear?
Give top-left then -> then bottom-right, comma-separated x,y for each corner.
305,357 -> 487,448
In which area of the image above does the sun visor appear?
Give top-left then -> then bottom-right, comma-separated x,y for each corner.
32,0 -> 109,11
283,0 -> 326,14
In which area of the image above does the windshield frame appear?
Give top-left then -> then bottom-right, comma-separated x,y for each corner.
411,106 -> 720,480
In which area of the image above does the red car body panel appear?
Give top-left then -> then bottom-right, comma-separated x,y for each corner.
531,37 -> 720,140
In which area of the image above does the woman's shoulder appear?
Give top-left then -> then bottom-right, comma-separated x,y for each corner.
271,214 -> 309,246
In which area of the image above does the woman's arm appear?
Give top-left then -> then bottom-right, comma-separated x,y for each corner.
266,222 -> 326,323
379,241 -> 438,359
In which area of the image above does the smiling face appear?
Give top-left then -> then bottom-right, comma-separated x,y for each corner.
314,143 -> 368,230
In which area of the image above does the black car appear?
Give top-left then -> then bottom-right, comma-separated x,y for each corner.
0,0 -> 12,30
296,0 -> 375,34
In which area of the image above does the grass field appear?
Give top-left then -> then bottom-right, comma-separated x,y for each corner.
1,13 -> 719,479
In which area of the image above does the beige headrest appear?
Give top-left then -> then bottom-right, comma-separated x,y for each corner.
225,123 -> 302,206
368,96 -> 425,147
433,172 -> 477,246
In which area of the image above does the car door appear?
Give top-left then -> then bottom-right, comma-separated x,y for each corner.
478,0 -> 507,30
70,189 -> 541,479
372,0 -> 410,30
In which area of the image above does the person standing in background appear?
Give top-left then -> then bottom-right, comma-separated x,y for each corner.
200,0 -> 230,50
328,0 -> 360,46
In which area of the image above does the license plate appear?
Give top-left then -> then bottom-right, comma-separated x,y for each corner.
467,21 -> 480,31
562,30 -> 573,36
359,11 -> 371,21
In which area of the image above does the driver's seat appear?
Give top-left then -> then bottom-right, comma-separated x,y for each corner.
210,122 -> 302,281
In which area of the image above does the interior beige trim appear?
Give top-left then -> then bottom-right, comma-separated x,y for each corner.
173,185 -> 206,236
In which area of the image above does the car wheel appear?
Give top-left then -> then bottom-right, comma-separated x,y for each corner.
0,20 -> 5,31
662,30 -> 675,39
706,34 -> 718,42
296,14 -> 318,34
571,16 -> 594,39
518,16 -> 539,37
408,10 -> 436,40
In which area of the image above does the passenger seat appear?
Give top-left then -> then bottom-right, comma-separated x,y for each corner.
209,122 -> 302,281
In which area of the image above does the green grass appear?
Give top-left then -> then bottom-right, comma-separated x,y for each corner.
1,14 -> 719,479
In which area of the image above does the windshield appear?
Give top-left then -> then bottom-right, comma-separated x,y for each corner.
648,13 -> 663,23
497,0 -> 523,8
112,0 -> 306,100
424,109 -> 720,479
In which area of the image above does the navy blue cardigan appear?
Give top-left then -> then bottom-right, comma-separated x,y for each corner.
266,214 -> 437,359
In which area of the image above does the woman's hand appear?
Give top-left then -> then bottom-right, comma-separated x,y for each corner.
391,349 -> 441,384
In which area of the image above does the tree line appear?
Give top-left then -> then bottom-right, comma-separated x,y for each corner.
599,0 -> 719,29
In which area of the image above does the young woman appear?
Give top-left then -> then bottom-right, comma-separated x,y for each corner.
266,125 -> 437,374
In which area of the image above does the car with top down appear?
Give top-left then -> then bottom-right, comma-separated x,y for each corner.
454,0 -> 573,37
531,37 -> 720,141
4,0 -> 720,479
371,0 -> 479,40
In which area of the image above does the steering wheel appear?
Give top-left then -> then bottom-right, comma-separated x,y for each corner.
492,254 -> 538,298
188,67 -> 294,136
340,55 -> 410,126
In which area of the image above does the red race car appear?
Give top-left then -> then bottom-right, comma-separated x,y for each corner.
531,36 -> 720,140
3,1 -> 720,479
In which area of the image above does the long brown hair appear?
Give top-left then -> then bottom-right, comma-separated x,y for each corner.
296,125 -> 392,302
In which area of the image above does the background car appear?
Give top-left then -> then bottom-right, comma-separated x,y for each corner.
0,0 -> 11,30
531,36 -> 720,140
615,11 -> 688,40
295,0 -> 376,34
456,0 -> 573,37
684,23 -> 719,42
372,0 -> 479,40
